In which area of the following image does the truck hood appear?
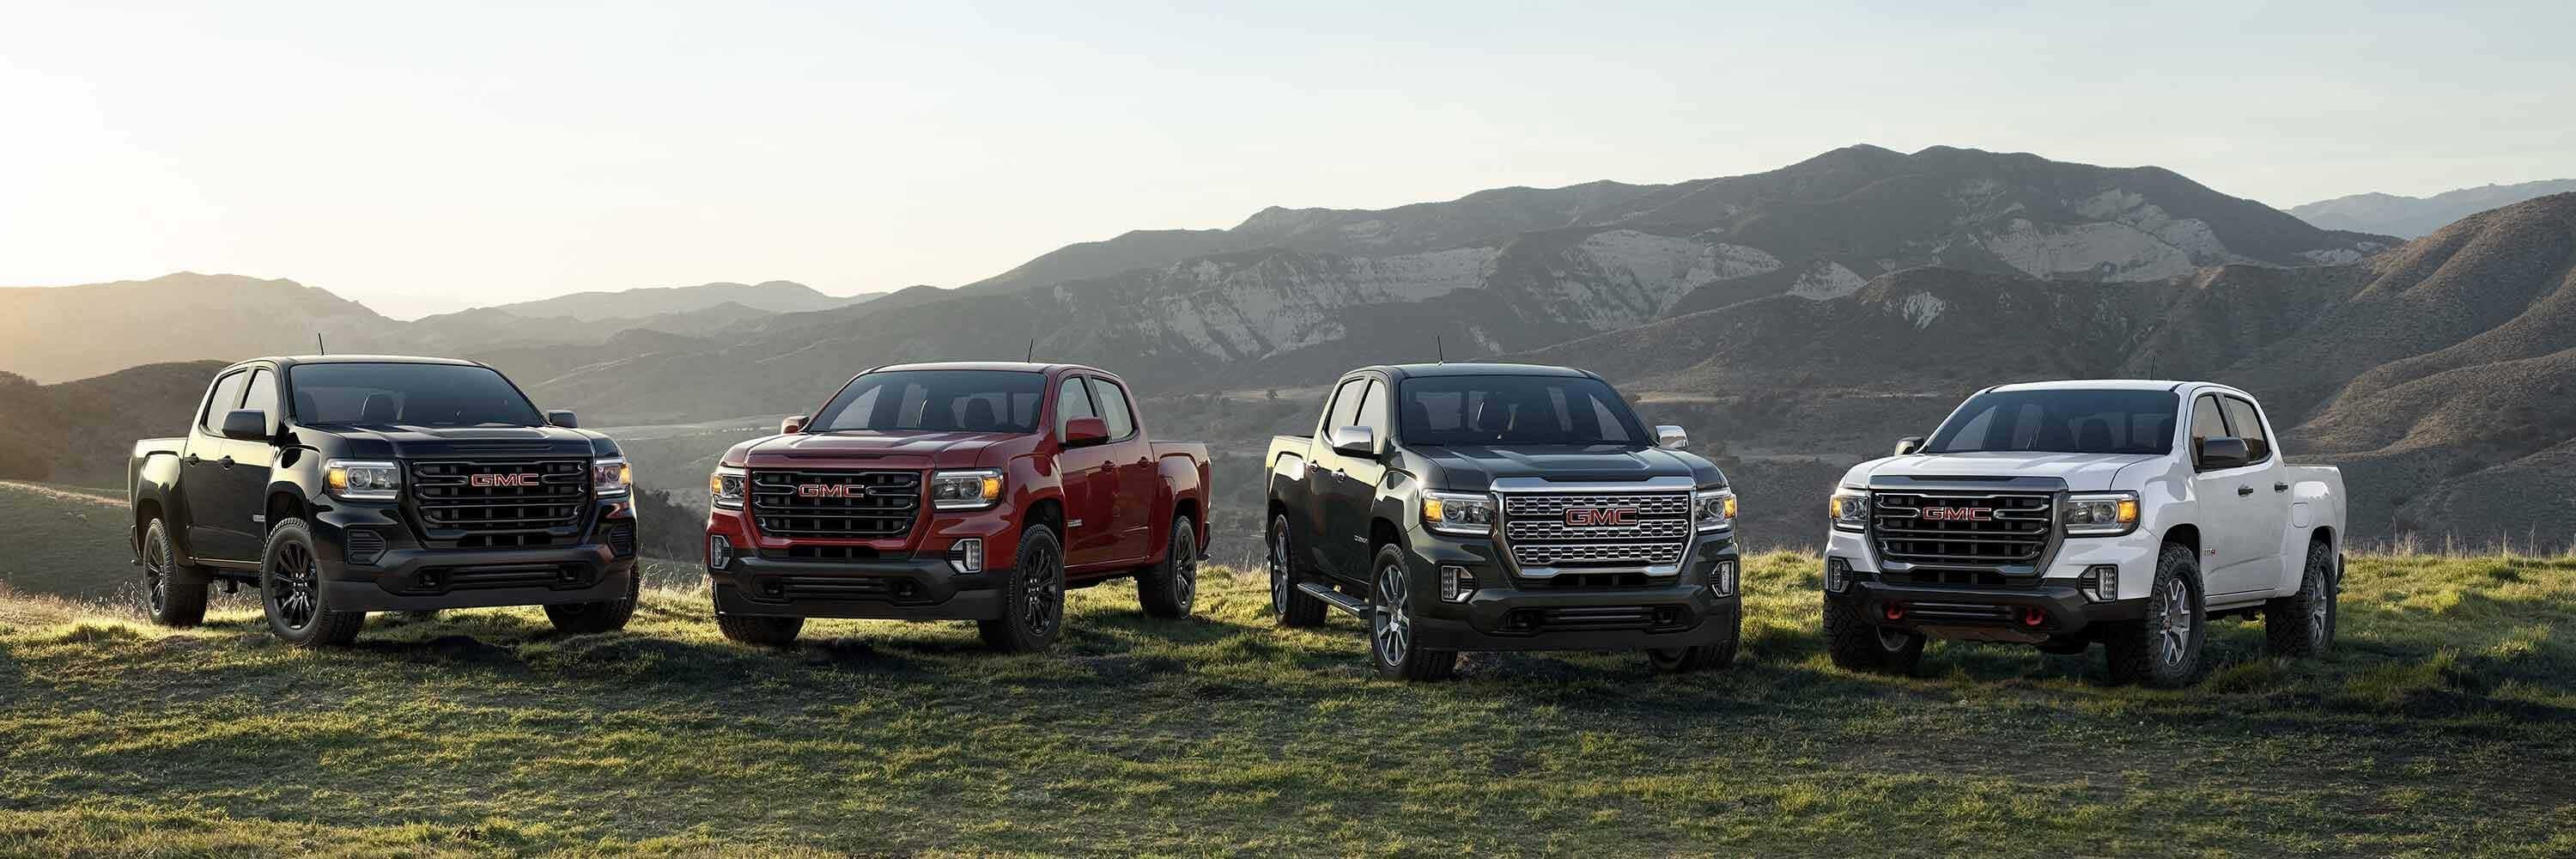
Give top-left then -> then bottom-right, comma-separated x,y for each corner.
304,423 -> 613,460
1409,444 -> 1722,491
1845,451 -> 2158,492
734,430 -> 1016,468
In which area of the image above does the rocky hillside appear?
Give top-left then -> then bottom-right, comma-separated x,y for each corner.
0,362 -> 225,484
2293,180 -> 2576,239
0,274 -> 395,384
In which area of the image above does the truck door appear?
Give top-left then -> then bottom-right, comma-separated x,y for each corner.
1323,378 -> 1390,581
1052,375 -> 1120,568
2216,394 -> 2289,597
2186,393 -> 2270,598
1303,378 -> 1371,577
181,369 -> 256,562
220,368 -> 284,544
1084,375 -> 1156,564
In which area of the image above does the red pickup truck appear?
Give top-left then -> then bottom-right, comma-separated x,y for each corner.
704,362 -> 1212,651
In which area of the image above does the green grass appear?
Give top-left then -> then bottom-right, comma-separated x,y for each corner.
0,481 -> 135,602
2,552 -> 2573,856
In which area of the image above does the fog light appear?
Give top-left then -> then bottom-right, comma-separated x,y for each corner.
1712,560 -> 1739,597
1441,565 -> 1475,602
948,539 -> 984,575
708,535 -> 733,569
2081,564 -> 2118,602
1824,557 -> 1850,594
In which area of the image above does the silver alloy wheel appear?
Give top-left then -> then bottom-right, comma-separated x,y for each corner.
1269,520 -> 1291,616
2308,572 -> 2331,647
1373,562 -> 1411,667
2157,576 -> 2193,666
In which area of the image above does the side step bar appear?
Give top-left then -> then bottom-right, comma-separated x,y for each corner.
1296,582 -> 1373,618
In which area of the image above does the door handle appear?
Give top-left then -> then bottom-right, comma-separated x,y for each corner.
2236,485 -> 2253,497
219,457 -> 236,469
2274,482 -> 2288,492
182,454 -> 201,466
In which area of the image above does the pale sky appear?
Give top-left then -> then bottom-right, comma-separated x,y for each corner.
2,1 -> 2567,319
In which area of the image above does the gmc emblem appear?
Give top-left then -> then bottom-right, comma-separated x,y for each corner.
1921,507 -> 1994,521
468,472 -> 542,488
1564,507 -> 1638,527
798,484 -> 861,498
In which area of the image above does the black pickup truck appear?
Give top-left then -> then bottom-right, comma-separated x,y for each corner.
130,355 -> 641,645
1263,363 -> 1741,680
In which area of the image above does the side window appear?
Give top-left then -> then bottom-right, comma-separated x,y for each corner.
2189,394 -> 2228,467
1054,375 -> 1097,436
1353,381 -> 1388,436
1090,377 -> 1137,441
198,371 -> 249,434
1325,378 -> 1369,430
2221,397 -> 2272,462
241,369 -> 277,422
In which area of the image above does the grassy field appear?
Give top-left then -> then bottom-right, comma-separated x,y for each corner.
0,481 -> 137,602
2,551 -> 2571,856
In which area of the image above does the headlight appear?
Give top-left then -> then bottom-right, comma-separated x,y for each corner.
1421,490 -> 1496,536
1829,489 -> 1870,532
710,466 -> 746,510
2063,491 -> 2140,536
324,460 -> 401,502
1693,489 -> 1737,533
591,457 -> 632,497
931,469 -> 1005,510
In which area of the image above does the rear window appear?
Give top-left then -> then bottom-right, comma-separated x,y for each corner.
289,363 -> 544,427
1926,388 -> 2177,455
812,370 -> 1047,434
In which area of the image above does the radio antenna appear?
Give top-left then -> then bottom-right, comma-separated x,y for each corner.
316,333 -> 327,356
1025,338 -> 1036,362
1435,336 -> 1445,364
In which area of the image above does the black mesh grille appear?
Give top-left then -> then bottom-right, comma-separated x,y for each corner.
1869,491 -> 2053,567
749,471 -> 922,539
410,460 -> 589,545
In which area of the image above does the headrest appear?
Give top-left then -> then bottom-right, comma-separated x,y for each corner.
358,393 -> 399,423
2076,418 -> 2114,452
962,399 -> 999,430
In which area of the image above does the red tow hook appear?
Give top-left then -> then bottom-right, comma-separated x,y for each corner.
2020,606 -> 2047,628
1883,603 -> 1906,622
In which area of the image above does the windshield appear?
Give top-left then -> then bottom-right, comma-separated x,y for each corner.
1396,375 -> 1649,447
1924,389 -> 2178,455
289,363 -> 544,427
809,370 -> 1046,433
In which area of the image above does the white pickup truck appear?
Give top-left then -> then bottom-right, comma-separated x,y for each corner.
1820,381 -> 2344,686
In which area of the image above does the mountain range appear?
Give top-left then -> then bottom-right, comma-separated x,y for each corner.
2292,180 -> 2576,239
4,144 -> 2572,551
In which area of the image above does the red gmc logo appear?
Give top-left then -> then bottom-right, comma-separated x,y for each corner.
1921,507 -> 1994,521
1564,507 -> 1638,527
798,484 -> 860,498
469,472 -> 542,488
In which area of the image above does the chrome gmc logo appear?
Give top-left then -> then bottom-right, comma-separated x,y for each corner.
1921,507 -> 1994,521
1564,507 -> 1638,527
798,484 -> 860,498
468,472 -> 542,488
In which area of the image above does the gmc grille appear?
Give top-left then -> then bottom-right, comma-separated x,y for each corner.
1501,491 -> 1692,570
409,460 -> 589,545
749,470 -> 923,539
1869,490 -> 2053,569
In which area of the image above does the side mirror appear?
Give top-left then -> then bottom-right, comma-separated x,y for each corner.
1328,425 -> 1378,458
546,410 -> 580,429
1893,436 -> 1927,456
1063,416 -> 1110,448
780,415 -> 808,435
221,409 -> 270,442
2197,436 -> 2251,470
1655,425 -> 1689,449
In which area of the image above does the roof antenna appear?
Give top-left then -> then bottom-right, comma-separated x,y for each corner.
1024,338 -> 1036,362
1435,336 -> 1445,364
316,333 -> 327,356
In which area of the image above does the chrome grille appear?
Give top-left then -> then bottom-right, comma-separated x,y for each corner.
409,460 -> 589,544
1869,490 -> 2053,568
1502,490 -> 1692,570
749,470 -> 922,539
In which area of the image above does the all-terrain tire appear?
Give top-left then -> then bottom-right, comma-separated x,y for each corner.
717,613 -> 804,645
1649,605 -> 1741,673
546,572 -> 640,635
980,525 -> 1066,653
261,519 -> 365,647
1269,513 -> 1326,628
2105,543 -> 2208,687
140,518 -> 209,628
1369,545 -> 1457,682
1135,515 -> 1199,619
1824,594 -> 1924,674
2264,539 -> 2338,658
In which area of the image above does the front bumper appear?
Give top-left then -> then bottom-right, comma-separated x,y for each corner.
1830,576 -> 2148,643
312,497 -> 637,613
709,556 -> 1006,621
1400,525 -> 1741,652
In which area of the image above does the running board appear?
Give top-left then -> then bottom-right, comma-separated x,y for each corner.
1297,582 -> 1373,618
